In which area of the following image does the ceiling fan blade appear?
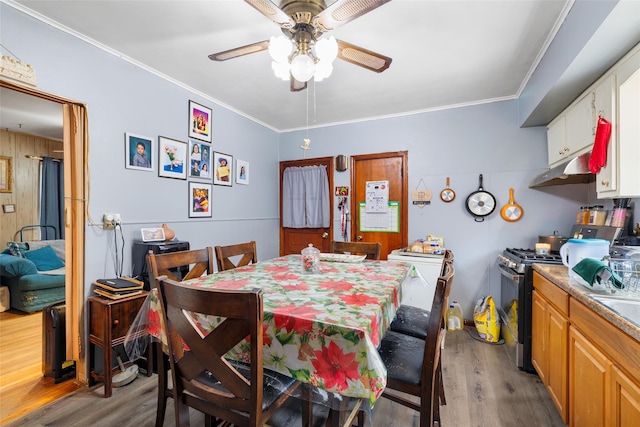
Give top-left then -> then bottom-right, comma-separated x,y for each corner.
336,39 -> 392,73
208,41 -> 270,61
290,77 -> 307,92
245,0 -> 295,28
313,0 -> 391,31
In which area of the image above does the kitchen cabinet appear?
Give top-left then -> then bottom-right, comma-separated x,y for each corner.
597,47 -> 640,198
532,274 -> 569,423
533,271 -> 640,426
546,115 -> 568,166
569,326 -> 609,427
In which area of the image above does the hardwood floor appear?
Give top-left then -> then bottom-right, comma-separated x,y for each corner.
5,326 -> 566,427
0,309 -> 79,425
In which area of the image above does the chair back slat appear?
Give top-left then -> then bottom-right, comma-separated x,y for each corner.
146,247 -> 214,287
157,276 -> 265,423
330,240 -> 382,260
215,241 -> 258,271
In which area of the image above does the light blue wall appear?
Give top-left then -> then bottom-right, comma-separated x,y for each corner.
1,5 -> 282,286
279,102 -> 591,317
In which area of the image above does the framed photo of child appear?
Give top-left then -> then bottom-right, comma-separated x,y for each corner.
158,136 -> 187,179
188,100 -> 212,142
188,140 -> 212,181
213,152 -> 233,187
188,182 -> 212,218
236,159 -> 249,185
125,133 -> 155,172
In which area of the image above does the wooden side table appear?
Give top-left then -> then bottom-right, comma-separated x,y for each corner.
88,292 -> 151,397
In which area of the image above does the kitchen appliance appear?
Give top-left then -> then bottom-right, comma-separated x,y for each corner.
497,248 -> 563,372
538,231 -> 569,252
388,249 -> 444,311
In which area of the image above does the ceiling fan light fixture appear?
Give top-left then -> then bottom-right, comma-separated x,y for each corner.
313,60 -> 333,81
290,53 -> 315,82
272,61 -> 291,80
268,35 -> 292,63
314,36 -> 338,62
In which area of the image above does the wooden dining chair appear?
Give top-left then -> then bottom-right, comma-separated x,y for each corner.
330,240 -> 382,260
156,276 -> 304,427
146,247 -> 215,427
377,262 -> 454,427
214,241 -> 258,271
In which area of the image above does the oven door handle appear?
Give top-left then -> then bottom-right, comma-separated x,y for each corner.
499,264 -> 521,282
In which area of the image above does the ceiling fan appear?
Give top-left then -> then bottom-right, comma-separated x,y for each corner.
208,0 -> 392,91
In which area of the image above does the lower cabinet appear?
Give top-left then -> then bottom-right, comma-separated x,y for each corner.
532,282 -> 569,423
533,271 -> 640,426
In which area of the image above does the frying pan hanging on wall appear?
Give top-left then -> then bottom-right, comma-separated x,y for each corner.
465,174 -> 496,222
500,188 -> 524,222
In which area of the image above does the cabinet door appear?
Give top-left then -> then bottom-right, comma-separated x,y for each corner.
611,366 -> 640,426
565,92 -> 594,158
531,291 -> 547,382
594,74 -> 617,194
547,304 -> 569,423
570,327 -> 611,427
547,116 -> 568,166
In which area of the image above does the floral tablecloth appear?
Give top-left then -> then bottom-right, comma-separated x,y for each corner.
146,254 -> 412,405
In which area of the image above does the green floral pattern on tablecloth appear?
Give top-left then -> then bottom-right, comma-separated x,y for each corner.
147,255 -> 410,404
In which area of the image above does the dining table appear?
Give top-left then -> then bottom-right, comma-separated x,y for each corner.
137,254 -> 420,422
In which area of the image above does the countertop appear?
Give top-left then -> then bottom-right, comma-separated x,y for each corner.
532,264 -> 640,342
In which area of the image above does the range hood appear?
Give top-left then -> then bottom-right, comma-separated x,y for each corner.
529,152 -> 595,188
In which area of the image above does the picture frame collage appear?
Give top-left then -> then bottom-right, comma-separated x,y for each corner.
124,100 -> 250,218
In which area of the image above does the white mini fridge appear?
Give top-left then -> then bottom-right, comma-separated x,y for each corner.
387,249 -> 444,310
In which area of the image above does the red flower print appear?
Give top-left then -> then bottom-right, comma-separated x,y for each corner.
214,278 -> 251,290
282,282 -> 310,292
272,306 -> 321,333
264,265 -> 291,273
262,324 -> 271,346
364,273 -> 395,282
273,273 -> 301,281
341,294 -> 378,306
148,308 -> 161,337
311,341 -> 360,391
319,280 -> 353,291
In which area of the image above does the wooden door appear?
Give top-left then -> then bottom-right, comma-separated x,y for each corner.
350,151 -> 408,260
280,157 -> 333,255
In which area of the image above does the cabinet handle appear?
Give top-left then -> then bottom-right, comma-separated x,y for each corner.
559,147 -> 570,155
601,180 -> 610,187
113,319 -> 120,326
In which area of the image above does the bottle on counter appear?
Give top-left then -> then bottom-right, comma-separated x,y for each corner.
589,205 -> 607,226
576,206 -> 585,224
581,206 -> 592,225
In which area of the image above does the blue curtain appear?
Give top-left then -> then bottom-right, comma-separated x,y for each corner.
40,157 -> 64,239
282,165 -> 330,228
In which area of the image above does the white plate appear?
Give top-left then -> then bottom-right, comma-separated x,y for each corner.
319,253 -> 367,263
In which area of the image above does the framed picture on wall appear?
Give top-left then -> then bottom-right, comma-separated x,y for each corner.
188,182 -> 212,218
158,136 -> 187,179
213,152 -> 233,186
125,133 -> 155,171
236,159 -> 249,185
0,156 -> 13,193
188,140 -> 212,181
188,100 -> 212,142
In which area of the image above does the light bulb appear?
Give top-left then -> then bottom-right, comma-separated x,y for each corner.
315,36 -> 338,62
290,54 -> 315,82
314,60 -> 333,81
272,61 -> 290,81
269,36 -> 292,63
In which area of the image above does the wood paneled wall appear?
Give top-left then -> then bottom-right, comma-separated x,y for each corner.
0,129 -> 63,245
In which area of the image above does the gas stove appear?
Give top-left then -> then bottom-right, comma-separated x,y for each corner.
498,248 -> 563,274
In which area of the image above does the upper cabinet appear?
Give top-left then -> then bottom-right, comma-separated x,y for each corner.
597,48 -> 640,198
546,43 -> 640,198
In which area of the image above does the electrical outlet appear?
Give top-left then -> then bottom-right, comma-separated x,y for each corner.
113,213 -> 122,226
102,214 -> 120,230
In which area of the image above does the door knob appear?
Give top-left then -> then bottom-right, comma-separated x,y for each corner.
357,235 -> 363,241
322,232 -> 328,238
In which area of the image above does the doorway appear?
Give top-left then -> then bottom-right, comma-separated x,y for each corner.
350,151 -> 408,260
0,80 -> 87,422
279,157 -> 334,255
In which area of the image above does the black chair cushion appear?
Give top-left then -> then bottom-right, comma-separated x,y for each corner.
389,304 -> 430,340
198,360 -> 297,411
378,330 -> 424,387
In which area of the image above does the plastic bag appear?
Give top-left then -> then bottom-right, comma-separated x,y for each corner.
473,295 -> 500,343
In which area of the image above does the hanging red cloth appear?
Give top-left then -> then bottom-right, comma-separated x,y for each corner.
589,116 -> 612,173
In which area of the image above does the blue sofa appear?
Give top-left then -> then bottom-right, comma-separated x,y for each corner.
0,241 -> 66,313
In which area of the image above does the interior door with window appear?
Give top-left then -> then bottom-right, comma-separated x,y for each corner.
350,151 -> 408,260
279,157 -> 333,255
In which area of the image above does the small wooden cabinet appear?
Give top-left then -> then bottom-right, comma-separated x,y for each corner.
532,274 -> 569,423
88,292 -> 150,397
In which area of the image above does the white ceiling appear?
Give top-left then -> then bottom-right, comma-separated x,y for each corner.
2,0 -> 639,138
